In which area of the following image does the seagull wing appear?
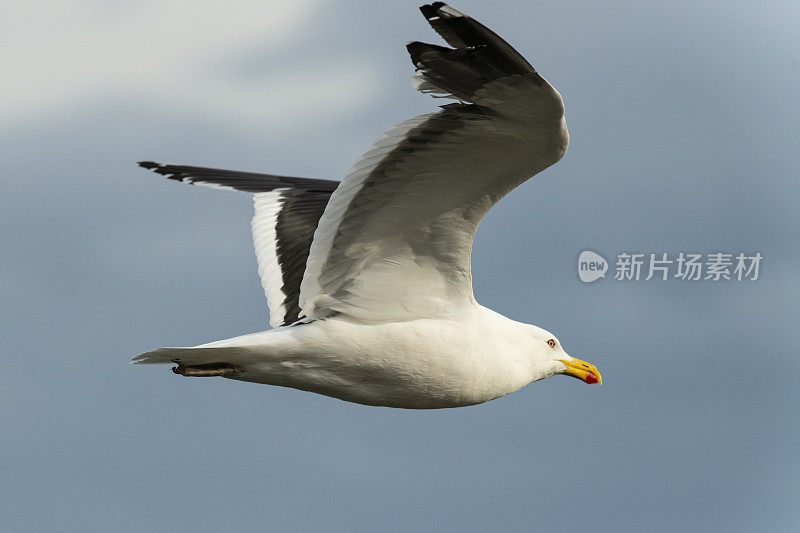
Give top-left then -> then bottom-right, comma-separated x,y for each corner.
298,3 -> 568,323
138,162 -> 339,327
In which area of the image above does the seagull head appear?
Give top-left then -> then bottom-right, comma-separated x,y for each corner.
528,327 -> 602,385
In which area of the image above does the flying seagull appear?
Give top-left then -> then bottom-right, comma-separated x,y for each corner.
133,2 -> 601,408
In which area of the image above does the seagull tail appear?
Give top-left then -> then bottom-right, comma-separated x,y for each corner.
408,3 -> 542,103
131,345 -> 255,366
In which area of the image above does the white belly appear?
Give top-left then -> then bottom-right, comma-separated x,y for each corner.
221,308 -> 535,408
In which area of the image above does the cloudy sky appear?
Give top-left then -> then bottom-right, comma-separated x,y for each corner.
2,1 -> 799,531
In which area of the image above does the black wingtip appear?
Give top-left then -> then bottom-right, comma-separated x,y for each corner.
419,3 -> 464,20
413,2 -> 536,78
420,2 -> 448,16
138,161 -> 174,178
406,41 -> 450,66
419,3 -> 440,19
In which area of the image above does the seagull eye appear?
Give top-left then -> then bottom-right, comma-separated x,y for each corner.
547,339 -> 556,348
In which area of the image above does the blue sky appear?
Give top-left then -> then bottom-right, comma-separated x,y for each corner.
2,1 -> 799,531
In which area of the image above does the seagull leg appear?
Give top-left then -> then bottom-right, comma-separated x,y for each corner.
172,362 -> 241,377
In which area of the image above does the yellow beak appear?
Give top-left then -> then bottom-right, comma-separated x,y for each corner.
557,357 -> 602,385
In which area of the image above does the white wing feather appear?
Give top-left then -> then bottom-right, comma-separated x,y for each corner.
251,191 -> 290,328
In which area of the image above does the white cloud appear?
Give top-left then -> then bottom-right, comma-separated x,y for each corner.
2,0 -> 380,128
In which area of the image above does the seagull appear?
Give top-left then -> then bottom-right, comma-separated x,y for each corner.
133,2 -> 601,408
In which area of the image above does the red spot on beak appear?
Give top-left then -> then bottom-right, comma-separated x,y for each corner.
584,372 -> 599,384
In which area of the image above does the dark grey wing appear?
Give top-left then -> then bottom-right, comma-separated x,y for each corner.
139,161 -> 339,327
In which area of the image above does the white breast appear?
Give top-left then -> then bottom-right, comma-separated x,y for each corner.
226,306 -> 539,408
